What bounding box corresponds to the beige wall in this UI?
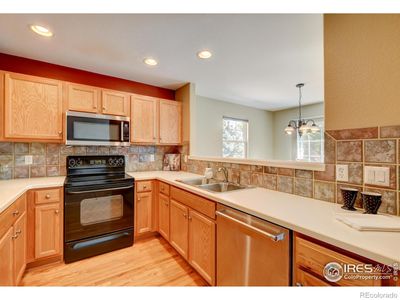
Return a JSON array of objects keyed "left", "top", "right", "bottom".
[
  {"left": 273, "top": 102, "right": 324, "bottom": 160},
  {"left": 324, "top": 14, "right": 400, "bottom": 130},
  {"left": 192, "top": 95, "right": 274, "bottom": 160}
]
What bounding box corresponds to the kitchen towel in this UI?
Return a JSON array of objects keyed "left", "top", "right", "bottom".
[{"left": 335, "top": 213, "right": 400, "bottom": 232}]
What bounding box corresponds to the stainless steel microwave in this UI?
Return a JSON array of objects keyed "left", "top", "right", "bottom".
[{"left": 66, "top": 111, "right": 130, "bottom": 146}]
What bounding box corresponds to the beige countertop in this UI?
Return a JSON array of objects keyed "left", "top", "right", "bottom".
[
  {"left": 0, "top": 177, "right": 65, "bottom": 213},
  {"left": 129, "top": 171, "right": 400, "bottom": 266},
  {"left": 1, "top": 171, "right": 399, "bottom": 266}
]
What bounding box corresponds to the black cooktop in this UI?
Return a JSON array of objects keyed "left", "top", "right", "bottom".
[{"left": 64, "top": 155, "right": 134, "bottom": 188}]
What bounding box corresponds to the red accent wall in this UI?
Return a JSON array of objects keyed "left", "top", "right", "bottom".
[{"left": 0, "top": 53, "right": 175, "bottom": 100}]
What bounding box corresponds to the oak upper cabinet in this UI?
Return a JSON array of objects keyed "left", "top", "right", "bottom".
[
  {"left": 4, "top": 72, "right": 63, "bottom": 141},
  {"left": 158, "top": 193, "right": 170, "bottom": 241},
  {"left": 159, "top": 99, "right": 182, "bottom": 144},
  {"left": 188, "top": 210, "right": 215, "bottom": 285},
  {"left": 66, "top": 83, "right": 100, "bottom": 113},
  {"left": 13, "top": 212, "right": 27, "bottom": 284},
  {"left": 131, "top": 95, "right": 158, "bottom": 143},
  {"left": 169, "top": 199, "right": 189, "bottom": 259},
  {"left": 0, "top": 227, "right": 14, "bottom": 286},
  {"left": 101, "top": 89, "right": 130, "bottom": 117}
]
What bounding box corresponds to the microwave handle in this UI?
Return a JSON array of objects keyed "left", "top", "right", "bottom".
[{"left": 121, "top": 122, "right": 124, "bottom": 141}]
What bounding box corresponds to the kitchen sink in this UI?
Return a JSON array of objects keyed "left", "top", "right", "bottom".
[
  {"left": 197, "top": 182, "right": 248, "bottom": 193},
  {"left": 176, "top": 177, "right": 250, "bottom": 193}
]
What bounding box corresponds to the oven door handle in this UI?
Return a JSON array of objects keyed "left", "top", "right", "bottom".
[{"left": 66, "top": 185, "right": 134, "bottom": 194}]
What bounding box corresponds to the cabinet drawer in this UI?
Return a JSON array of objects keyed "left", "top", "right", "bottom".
[
  {"left": 137, "top": 181, "right": 153, "bottom": 193},
  {"left": 170, "top": 186, "right": 215, "bottom": 219},
  {"left": 295, "top": 268, "right": 331, "bottom": 286},
  {"left": 159, "top": 181, "right": 170, "bottom": 196},
  {"left": 35, "top": 189, "right": 61, "bottom": 205},
  {"left": 0, "top": 193, "right": 26, "bottom": 238},
  {"left": 295, "top": 236, "right": 381, "bottom": 286}
]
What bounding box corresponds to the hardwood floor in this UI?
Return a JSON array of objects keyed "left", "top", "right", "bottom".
[{"left": 21, "top": 236, "right": 208, "bottom": 286}]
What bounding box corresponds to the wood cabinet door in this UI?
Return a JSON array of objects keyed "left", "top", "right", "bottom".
[
  {"left": 295, "top": 268, "right": 331, "bottom": 287},
  {"left": 188, "top": 210, "right": 215, "bottom": 285},
  {"left": 0, "top": 227, "right": 14, "bottom": 286},
  {"left": 131, "top": 95, "right": 158, "bottom": 143},
  {"left": 35, "top": 203, "right": 61, "bottom": 259},
  {"left": 101, "top": 90, "right": 130, "bottom": 117},
  {"left": 169, "top": 199, "right": 188, "bottom": 259},
  {"left": 136, "top": 191, "right": 153, "bottom": 235},
  {"left": 159, "top": 100, "right": 182, "bottom": 144},
  {"left": 4, "top": 72, "right": 63, "bottom": 140},
  {"left": 13, "top": 213, "right": 26, "bottom": 285},
  {"left": 66, "top": 83, "right": 100, "bottom": 113},
  {"left": 158, "top": 193, "right": 170, "bottom": 240}
]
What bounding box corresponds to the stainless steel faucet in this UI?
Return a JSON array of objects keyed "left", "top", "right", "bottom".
[{"left": 217, "top": 167, "right": 229, "bottom": 182}]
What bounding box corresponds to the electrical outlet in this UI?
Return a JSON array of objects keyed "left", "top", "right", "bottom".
[
  {"left": 336, "top": 164, "right": 349, "bottom": 182},
  {"left": 24, "top": 155, "right": 33, "bottom": 165}
]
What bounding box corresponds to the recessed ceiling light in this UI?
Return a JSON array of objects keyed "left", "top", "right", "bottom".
[
  {"left": 197, "top": 50, "right": 212, "bottom": 59},
  {"left": 30, "top": 25, "right": 53, "bottom": 37},
  {"left": 143, "top": 58, "right": 158, "bottom": 66}
]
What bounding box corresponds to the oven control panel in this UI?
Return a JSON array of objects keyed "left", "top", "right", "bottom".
[{"left": 67, "top": 155, "right": 125, "bottom": 169}]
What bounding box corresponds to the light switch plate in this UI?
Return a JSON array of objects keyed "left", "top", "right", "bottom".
[
  {"left": 336, "top": 164, "right": 349, "bottom": 182},
  {"left": 24, "top": 155, "right": 33, "bottom": 165},
  {"left": 364, "top": 166, "right": 390, "bottom": 187}
]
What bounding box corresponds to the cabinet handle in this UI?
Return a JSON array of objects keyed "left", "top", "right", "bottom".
[
  {"left": 55, "top": 210, "right": 59, "bottom": 214},
  {"left": 295, "top": 282, "right": 303, "bottom": 287},
  {"left": 12, "top": 234, "right": 18, "bottom": 240},
  {"left": 13, "top": 210, "right": 19, "bottom": 216},
  {"left": 16, "top": 229, "right": 22, "bottom": 234},
  {"left": 58, "top": 131, "right": 62, "bottom": 135},
  {"left": 164, "top": 202, "right": 169, "bottom": 206},
  {"left": 137, "top": 198, "right": 141, "bottom": 202},
  {"left": 183, "top": 213, "right": 187, "bottom": 218},
  {"left": 188, "top": 216, "right": 192, "bottom": 221},
  {"left": 45, "top": 194, "right": 51, "bottom": 199}
]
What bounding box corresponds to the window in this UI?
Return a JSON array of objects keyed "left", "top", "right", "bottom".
[
  {"left": 296, "top": 118, "right": 324, "bottom": 162},
  {"left": 222, "top": 117, "right": 248, "bottom": 158}
]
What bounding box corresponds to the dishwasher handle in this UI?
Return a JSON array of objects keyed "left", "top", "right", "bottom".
[{"left": 216, "top": 210, "right": 285, "bottom": 242}]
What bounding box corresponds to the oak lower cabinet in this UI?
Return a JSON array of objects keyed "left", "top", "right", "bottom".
[
  {"left": 294, "top": 234, "right": 385, "bottom": 286},
  {"left": 168, "top": 186, "right": 216, "bottom": 285},
  {"left": 170, "top": 200, "right": 189, "bottom": 258},
  {"left": 3, "top": 72, "right": 63, "bottom": 141},
  {"left": 0, "top": 193, "right": 27, "bottom": 286},
  {"left": 0, "top": 227, "right": 14, "bottom": 286},
  {"left": 34, "top": 203, "right": 61, "bottom": 259},
  {"left": 135, "top": 181, "right": 155, "bottom": 238},
  {"left": 27, "top": 188, "right": 63, "bottom": 265},
  {"left": 188, "top": 210, "right": 216, "bottom": 285},
  {"left": 158, "top": 193, "right": 170, "bottom": 241}
]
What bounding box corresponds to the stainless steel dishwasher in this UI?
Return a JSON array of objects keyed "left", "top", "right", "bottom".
[{"left": 216, "top": 204, "right": 291, "bottom": 286}]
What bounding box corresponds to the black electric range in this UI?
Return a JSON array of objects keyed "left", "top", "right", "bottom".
[{"left": 64, "top": 155, "right": 134, "bottom": 263}]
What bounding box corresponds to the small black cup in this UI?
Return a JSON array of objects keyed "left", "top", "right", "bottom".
[
  {"left": 361, "top": 192, "right": 382, "bottom": 214},
  {"left": 340, "top": 187, "right": 358, "bottom": 211}
]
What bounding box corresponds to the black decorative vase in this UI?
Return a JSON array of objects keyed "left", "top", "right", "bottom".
[
  {"left": 340, "top": 187, "right": 358, "bottom": 211},
  {"left": 361, "top": 192, "right": 382, "bottom": 214}
]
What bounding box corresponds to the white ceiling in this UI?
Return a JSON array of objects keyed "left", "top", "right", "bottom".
[{"left": 0, "top": 14, "right": 323, "bottom": 110}]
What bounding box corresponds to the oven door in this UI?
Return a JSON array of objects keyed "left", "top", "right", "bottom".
[
  {"left": 64, "top": 182, "right": 134, "bottom": 243},
  {"left": 66, "top": 111, "right": 130, "bottom": 146}
]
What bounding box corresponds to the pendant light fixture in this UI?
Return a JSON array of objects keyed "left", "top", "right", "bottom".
[{"left": 284, "top": 83, "right": 320, "bottom": 136}]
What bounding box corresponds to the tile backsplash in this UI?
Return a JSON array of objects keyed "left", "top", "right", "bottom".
[
  {"left": 185, "top": 126, "right": 400, "bottom": 216},
  {"left": 0, "top": 142, "right": 180, "bottom": 179}
]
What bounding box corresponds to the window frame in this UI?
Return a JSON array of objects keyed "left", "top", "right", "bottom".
[
  {"left": 222, "top": 116, "right": 249, "bottom": 159},
  {"left": 296, "top": 116, "right": 324, "bottom": 163}
]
